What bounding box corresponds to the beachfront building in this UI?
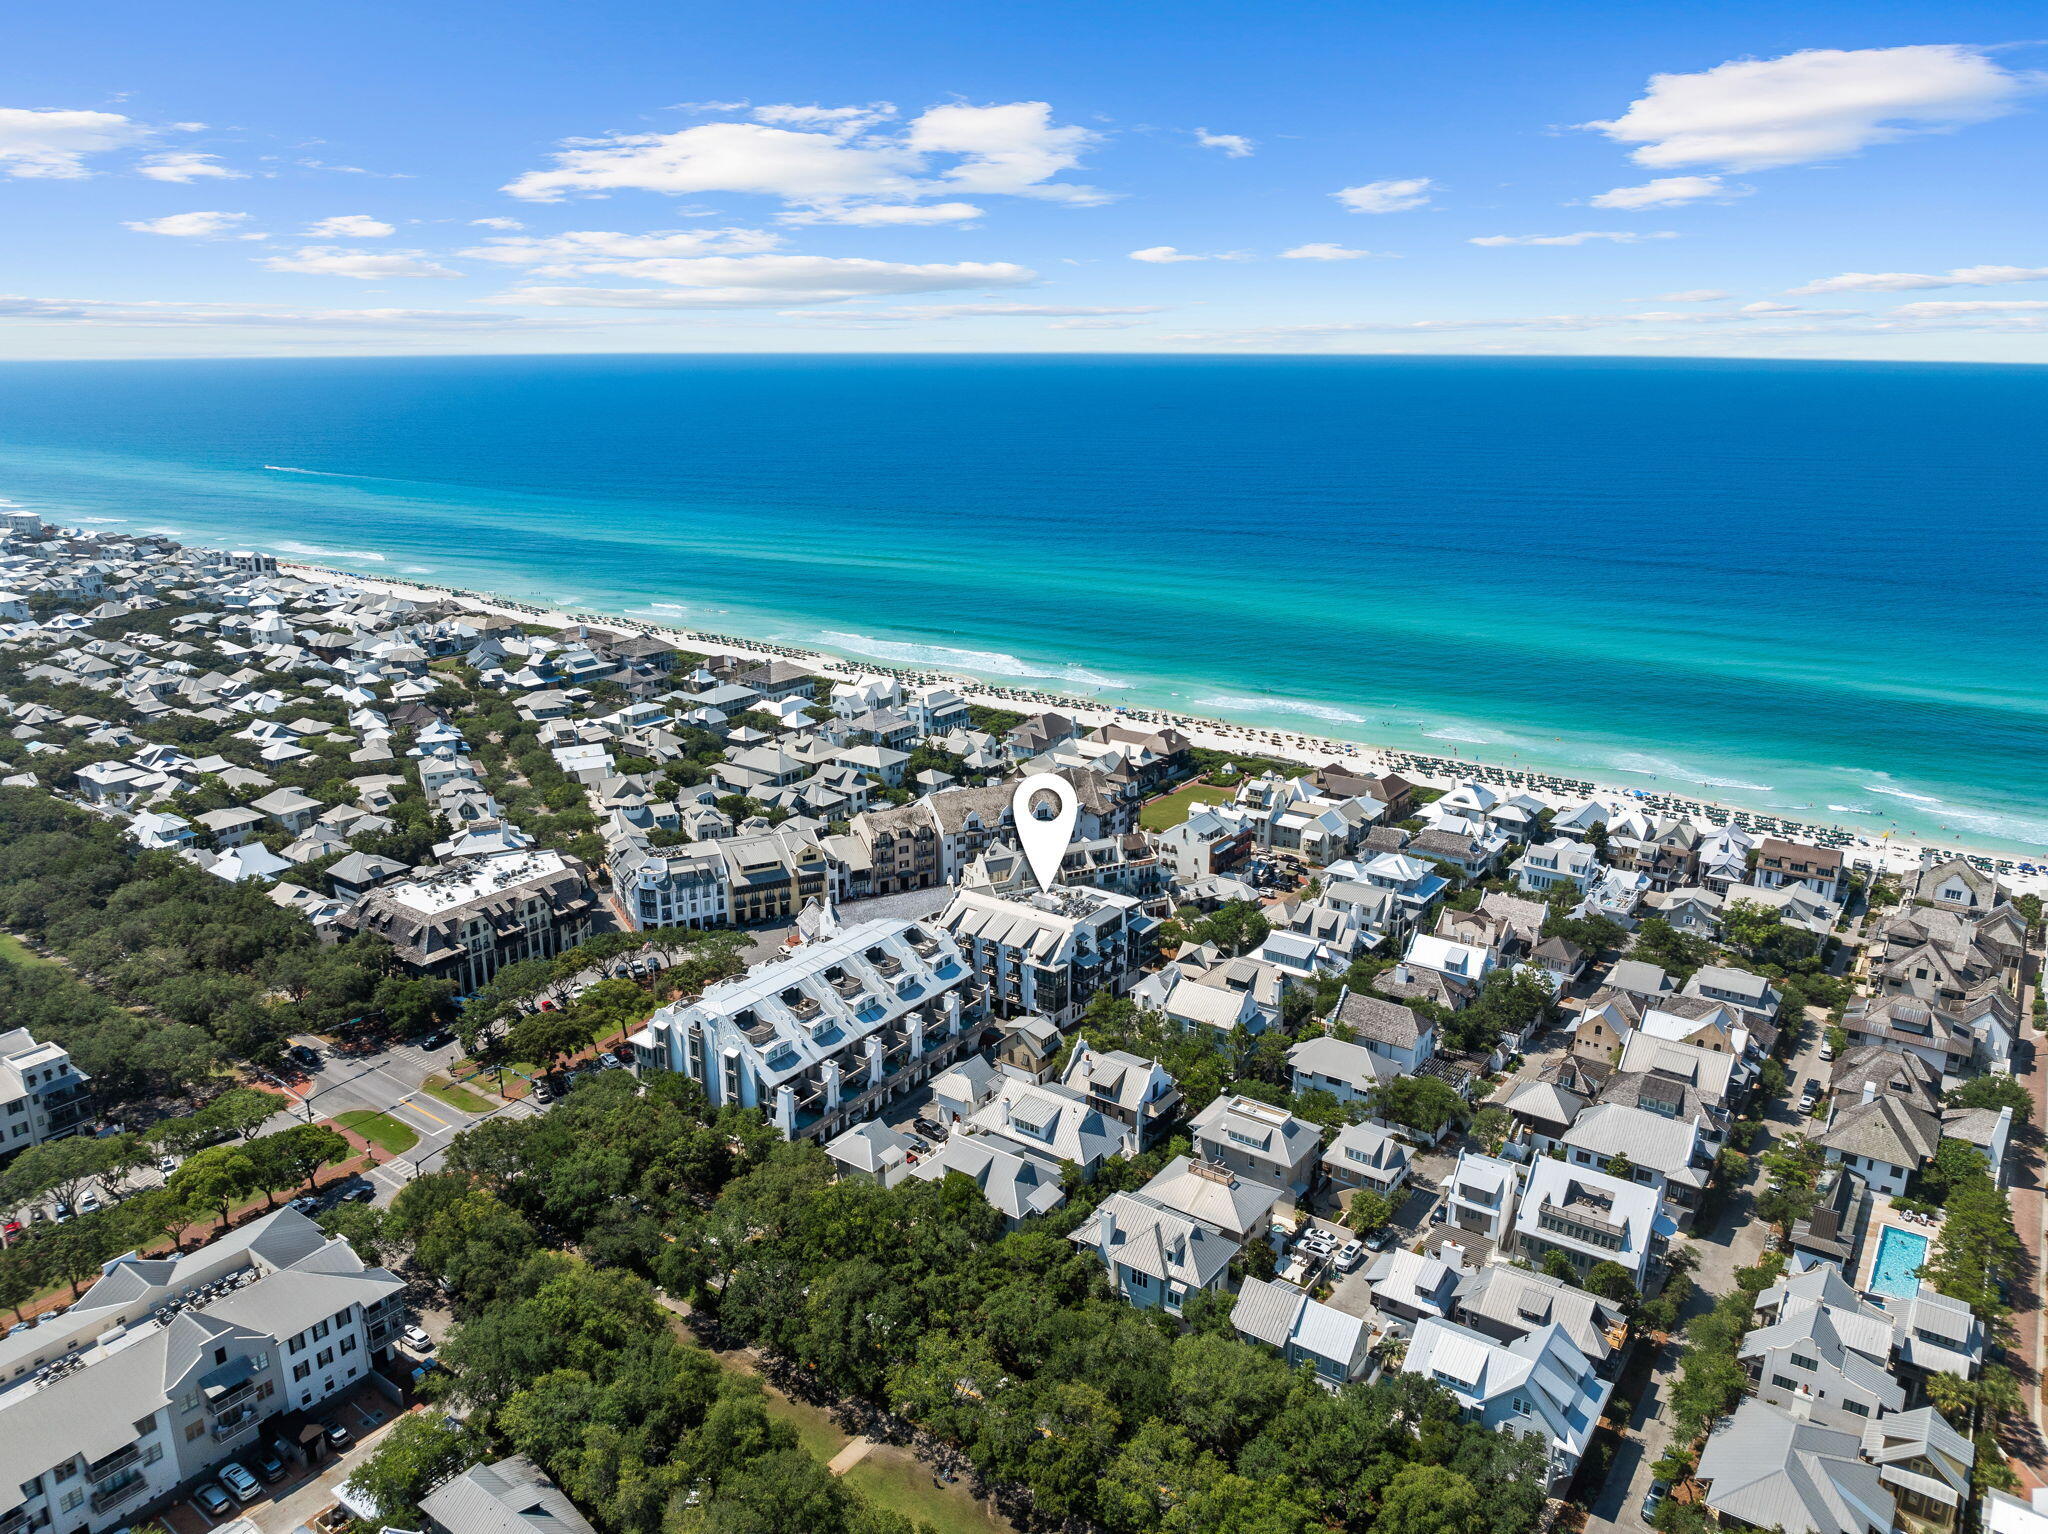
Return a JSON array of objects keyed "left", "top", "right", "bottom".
[{"left": 629, "top": 917, "right": 982, "bottom": 1142}]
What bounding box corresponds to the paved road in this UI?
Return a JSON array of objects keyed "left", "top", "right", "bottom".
[{"left": 272, "top": 1034, "right": 541, "bottom": 1205}]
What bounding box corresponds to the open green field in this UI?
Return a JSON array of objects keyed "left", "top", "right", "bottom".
[
  {"left": 0, "top": 932, "right": 58, "bottom": 969},
  {"left": 333, "top": 1109, "right": 419, "bottom": 1154},
  {"left": 1139, "top": 782, "right": 1235, "bottom": 831},
  {"left": 845, "top": 1451, "right": 1016, "bottom": 1534}
]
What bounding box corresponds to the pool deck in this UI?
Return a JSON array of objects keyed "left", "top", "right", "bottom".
[{"left": 1854, "top": 1192, "right": 1941, "bottom": 1296}]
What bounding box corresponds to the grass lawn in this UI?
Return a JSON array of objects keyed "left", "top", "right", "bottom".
[
  {"left": 421, "top": 1075, "right": 494, "bottom": 1114},
  {"left": 333, "top": 1109, "right": 419, "bottom": 1154},
  {"left": 1139, "top": 782, "right": 1236, "bottom": 832},
  {"left": 845, "top": 1449, "right": 1017, "bottom": 1534},
  {"left": 755, "top": 1383, "right": 853, "bottom": 1467},
  {"left": 0, "top": 932, "right": 58, "bottom": 969}
]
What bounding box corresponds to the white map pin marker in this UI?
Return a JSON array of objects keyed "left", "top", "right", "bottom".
[{"left": 1013, "top": 773, "right": 1079, "bottom": 893}]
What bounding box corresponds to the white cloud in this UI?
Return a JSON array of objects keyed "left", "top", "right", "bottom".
[
  {"left": 122, "top": 210, "right": 256, "bottom": 239},
  {"left": 1470, "top": 230, "right": 1678, "bottom": 246},
  {"left": 304, "top": 214, "right": 396, "bottom": 238},
  {"left": 1788, "top": 264, "right": 2048, "bottom": 294},
  {"left": 1194, "top": 128, "right": 1253, "bottom": 158},
  {"left": 1128, "top": 246, "right": 1249, "bottom": 263},
  {"left": 0, "top": 293, "right": 513, "bottom": 328},
  {"left": 470, "top": 217, "right": 525, "bottom": 230},
  {"left": 137, "top": 151, "right": 244, "bottom": 183},
  {"left": 1333, "top": 177, "right": 1433, "bottom": 213},
  {"left": 0, "top": 107, "right": 156, "bottom": 178},
  {"left": 751, "top": 102, "right": 896, "bottom": 134},
  {"left": 1890, "top": 298, "right": 2048, "bottom": 316},
  {"left": 504, "top": 100, "right": 1106, "bottom": 216},
  {"left": 1636, "top": 288, "right": 1732, "bottom": 301},
  {"left": 1279, "top": 242, "right": 1378, "bottom": 260},
  {"left": 459, "top": 227, "right": 782, "bottom": 266},
  {"left": 261, "top": 247, "right": 463, "bottom": 279},
  {"left": 780, "top": 201, "right": 984, "bottom": 226},
  {"left": 1588, "top": 175, "right": 1745, "bottom": 210},
  {"left": 491, "top": 254, "right": 1035, "bottom": 307},
  {"left": 779, "top": 302, "right": 1163, "bottom": 320},
  {"left": 1581, "top": 45, "right": 2037, "bottom": 171}
]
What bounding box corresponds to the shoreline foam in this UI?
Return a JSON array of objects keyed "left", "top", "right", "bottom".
[{"left": 265, "top": 556, "right": 2048, "bottom": 893}]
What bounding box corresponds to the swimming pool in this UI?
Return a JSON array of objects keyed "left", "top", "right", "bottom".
[{"left": 1869, "top": 1224, "right": 1931, "bottom": 1298}]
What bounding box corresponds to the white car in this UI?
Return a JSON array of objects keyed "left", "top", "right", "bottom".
[{"left": 403, "top": 1325, "right": 434, "bottom": 1352}]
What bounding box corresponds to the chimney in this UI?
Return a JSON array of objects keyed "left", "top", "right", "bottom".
[{"left": 1861, "top": 1080, "right": 1876, "bottom": 1105}]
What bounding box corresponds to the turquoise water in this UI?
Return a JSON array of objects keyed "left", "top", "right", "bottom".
[
  {"left": 1869, "top": 1224, "right": 1929, "bottom": 1298},
  {"left": 0, "top": 354, "right": 2043, "bottom": 853}
]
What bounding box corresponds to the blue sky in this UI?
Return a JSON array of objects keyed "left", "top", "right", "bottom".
[{"left": 4, "top": 0, "right": 2046, "bottom": 359}]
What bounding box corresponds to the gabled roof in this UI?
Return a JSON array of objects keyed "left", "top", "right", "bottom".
[{"left": 1696, "top": 1399, "right": 1893, "bottom": 1534}]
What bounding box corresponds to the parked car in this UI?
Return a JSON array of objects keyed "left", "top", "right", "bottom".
[
  {"left": 1818, "top": 1040, "right": 1836, "bottom": 1063},
  {"left": 51, "top": 1201, "right": 72, "bottom": 1223},
  {"left": 419, "top": 1030, "right": 455, "bottom": 1050},
  {"left": 337, "top": 1182, "right": 374, "bottom": 1204},
  {"left": 2, "top": 1218, "right": 21, "bottom": 1237},
  {"left": 77, "top": 1192, "right": 103, "bottom": 1215},
  {"left": 403, "top": 1324, "right": 434, "bottom": 1352},
  {"left": 533, "top": 1078, "right": 559, "bottom": 1103},
  {"left": 157, "top": 1155, "right": 179, "bottom": 1174},
  {"left": 219, "top": 1462, "right": 261, "bottom": 1504},
  {"left": 1364, "top": 1228, "right": 1391, "bottom": 1252},
  {"left": 320, "top": 1418, "right": 353, "bottom": 1449},
  {"left": 253, "top": 1447, "right": 288, "bottom": 1483},
  {"left": 1642, "top": 1480, "right": 1671, "bottom": 1521},
  {"left": 192, "top": 1483, "right": 235, "bottom": 1519},
  {"left": 1798, "top": 1079, "right": 1821, "bottom": 1113},
  {"left": 1334, "top": 1240, "right": 1365, "bottom": 1272},
  {"left": 290, "top": 1195, "right": 321, "bottom": 1215}
]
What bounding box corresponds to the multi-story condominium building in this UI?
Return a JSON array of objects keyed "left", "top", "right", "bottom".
[
  {"left": 608, "top": 839, "right": 729, "bottom": 931},
  {"left": 934, "top": 886, "right": 1154, "bottom": 1026},
  {"left": 629, "top": 917, "right": 983, "bottom": 1142},
  {"left": 1513, "top": 1159, "right": 1663, "bottom": 1286},
  {"left": 0, "top": 1209, "right": 403, "bottom": 1534},
  {"left": 0, "top": 1029, "right": 93, "bottom": 1151},
  {"left": 717, "top": 831, "right": 837, "bottom": 925},
  {"left": 337, "top": 847, "right": 595, "bottom": 994}
]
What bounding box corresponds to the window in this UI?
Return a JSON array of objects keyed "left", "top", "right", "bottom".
[
  {"left": 316, "top": 1348, "right": 334, "bottom": 1368},
  {"left": 213, "top": 1346, "right": 227, "bottom": 1365},
  {"left": 289, "top": 1335, "right": 306, "bottom": 1354},
  {"left": 312, "top": 1319, "right": 330, "bottom": 1341},
  {"left": 186, "top": 1421, "right": 206, "bottom": 1442},
  {"left": 1773, "top": 1374, "right": 1799, "bottom": 1391},
  {"left": 292, "top": 1362, "right": 311, "bottom": 1382},
  {"left": 339, "top": 1335, "right": 357, "bottom": 1356},
  {"left": 52, "top": 1464, "right": 75, "bottom": 1485},
  {"left": 143, "top": 1445, "right": 162, "bottom": 1466},
  {"left": 1790, "top": 1354, "right": 1818, "bottom": 1372},
  {"left": 1510, "top": 1395, "right": 1533, "bottom": 1415},
  {"left": 58, "top": 1493, "right": 81, "bottom": 1515},
  {"left": 132, "top": 1413, "right": 156, "bottom": 1436},
  {"left": 1843, "top": 1400, "right": 1870, "bottom": 1417}
]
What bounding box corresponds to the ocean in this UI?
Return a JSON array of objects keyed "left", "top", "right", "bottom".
[{"left": 0, "top": 353, "right": 2042, "bottom": 854}]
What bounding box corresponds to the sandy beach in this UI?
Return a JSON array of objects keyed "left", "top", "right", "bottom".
[{"left": 276, "top": 559, "right": 2048, "bottom": 896}]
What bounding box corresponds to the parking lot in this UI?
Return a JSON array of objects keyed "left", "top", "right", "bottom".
[{"left": 157, "top": 1380, "right": 410, "bottom": 1534}]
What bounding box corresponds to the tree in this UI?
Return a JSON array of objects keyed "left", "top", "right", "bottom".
[
  {"left": 1, "top": 1136, "right": 111, "bottom": 1214},
  {"left": 170, "top": 1144, "right": 262, "bottom": 1231},
  {"left": 1922, "top": 1154, "right": 2026, "bottom": 1322},
  {"left": 1584, "top": 1260, "right": 1640, "bottom": 1311},
  {"left": 198, "top": 1087, "right": 284, "bottom": 1142},
  {"left": 1179, "top": 900, "right": 1271, "bottom": 958},
  {"left": 1368, "top": 1076, "right": 1469, "bottom": 1139},
  {"left": 262, "top": 1124, "right": 351, "bottom": 1193},
  {"left": 506, "top": 1008, "right": 598, "bottom": 1077},
  {"left": 1469, "top": 1106, "right": 1511, "bottom": 1155},
  {"left": 1604, "top": 1152, "right": 1635, "bottom": 1181},
  {"left": 1541, "top": 1249, "right": 1580, "bottom": 1284},
  {"left": 349, "top": 1412, "right": 476, "bottom": 1524},
  {"left": 1346, "top": 1189, "right": 1394, "bottom": 1235},
  {"left": 0, "top": 1248, "right": 35, "bottom": 1320},
  {"left": 1374, "top": 1462, "right": 1481, "bottom": 1534},
  {"left": 1945, "top": 1074, "right": 2032, "bottom": 1126}
]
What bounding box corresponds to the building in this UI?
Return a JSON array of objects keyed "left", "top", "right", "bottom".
[
  {"left": 1327, "top": 989, "right": 1435, "bottom": 1074},
  {"left": 1513, "top": 1158, "right": 1663, "bottom": 1285},
  {"left": 1066, "top": 1158, "right": 1266, "bottom": 1316},
  {"left": 1443, "top": 1150, "right": 1525, "bottom": 1244},
  {"left": 1287, "top": 1035, "right": 1397, "bottom": 1106},
  {"left": 0, "top": 1028, "right": 93, "bottom": 1150},
  {"left": 1450, "top": 1265, "right": 1626, "bottom": 1373},
  {"left": 935, "top": 885, "right": 1153, "bottom": 1026},
  {"left": 1058, "top": 1040, "right": 1180, "bottom": 1153},
  {"left": 717, "top": 831, "right": 835, "bottom": 926},
  {"left": 0, "top": 1209, "right": 403, "bottom": 1534},
  {"left": 608, "top": 839, "right": 729, "bottom": 931},
  {"left": 336, "top": 848, "right": 596, "bottom": 994},
  {"left": 1189, "top": 1095, "right": 1322, "bottom": 1201},
  {"left": 418, "top": 1455, "right": 599, "bottom": 1534},
  {"left": 1402, "top": 1316, "right": 1615, "bottom": 1493},
  {"left": 1320, "top": 1121, "right": 1410, "bottom": 1197},
  {"left": 1753, "top": 838, "right": 1847, "bottom": 902},
  {"left": 1232, "top": 1277, "right": 1372, "bottom": 1388},
  {"left": 629, "top": 917, "right": 982, "bottom": 1142}
]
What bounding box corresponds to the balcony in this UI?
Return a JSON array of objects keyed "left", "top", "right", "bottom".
[
  {"left": 90, "top": 1476, "right": 148, "bottom": 1515},
  {"left": 90, "top": 1445, "right": 149, "bottom": 1484},
  {"left": 211, "top": 1407, "right": 257, "bottom": 1442}
]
